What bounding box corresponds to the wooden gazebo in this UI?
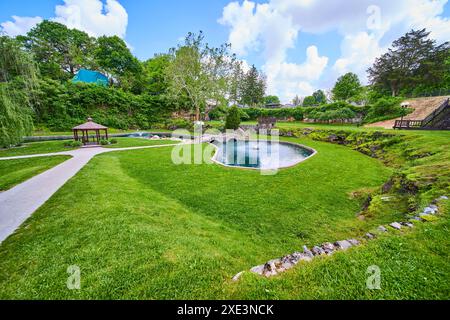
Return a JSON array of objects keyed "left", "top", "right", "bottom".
[{"left": 72, "top": 117, "right": 108, "bottom": 145}]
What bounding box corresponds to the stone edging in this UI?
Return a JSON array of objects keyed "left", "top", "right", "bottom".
[{"left": 232, "top": 195, "right": 448, "bottom": 281}]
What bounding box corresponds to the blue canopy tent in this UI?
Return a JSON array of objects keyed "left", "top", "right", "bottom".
[{"left": 72, "top": 69, "right": 109, "bottom": 86}]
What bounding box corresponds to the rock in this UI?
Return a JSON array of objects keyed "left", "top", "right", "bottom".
[
  {"left": 365, "top": 233, "right": 375, "bottom": 239},
  {"left": 411, "top": 216, "right": 423, "bottom": 221},
  {"left": 439, "top": 195, "right": 448, "bottom": 200},
  {"left": 401, "top": 222, "right": 414, "bottom": 228},
  {"left": 378, "top": 225, "right": 388, "bottom": 232},
  {"left": 262, "top": 260, "right": 278, "bottom": 277},
  {"left": 321, "top": 242, "right": 335, "bottom": 254},
  {"left": 297, "top": 253, "right": 313, "bottom": 262},
  {"left": 389, "top": 222, "right": 402, "bottom": 230},
  {"left": 303, "top": 245, "right": 314, "bottom": 258},
  {"left": 347, "top": 239, "right": 360, "bottom": 246},
  {"left": 232, "top": 271, "right": 243, "bottom": 281},
  {"left": 311, "top": 246, "right": 325, "bottom": 256},
  {"left": 335, "top": 240, "right": 353, "bottom": 250},
  {"left": 250, "top": 264, "right": 264, "bottom": 275},
  {"left": 423, "top": 206, "right": 437, "bottom": 215}
]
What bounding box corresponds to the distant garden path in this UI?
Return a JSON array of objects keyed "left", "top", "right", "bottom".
[{"left": 0, "top": 143, "right": 182, "bottom": 243}]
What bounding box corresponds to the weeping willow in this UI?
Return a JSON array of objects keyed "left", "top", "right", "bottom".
[{"left": 0, "top": 36, "right": 39, "bottom": 148}]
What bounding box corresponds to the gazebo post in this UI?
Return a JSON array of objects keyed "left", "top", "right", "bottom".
[
  {"left": 72, "top": 117, "right": 108, "bottom": 146},
  {"left": 105, "top": 129, "right": 109, "bottom": 140}
]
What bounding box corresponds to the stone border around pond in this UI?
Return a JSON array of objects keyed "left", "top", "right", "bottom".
[{"left": 232, "top": 195, "right": 448, "bottom": 281}]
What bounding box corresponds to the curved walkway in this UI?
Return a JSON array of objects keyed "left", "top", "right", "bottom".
[{"left": 0, "top": 143, "right": 182, "bottom": 243}]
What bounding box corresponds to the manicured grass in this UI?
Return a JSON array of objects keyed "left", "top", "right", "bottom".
[
  {"left": 0, "top": 156, "right": 71, "bottom": 191},
  {"left": 0, "top": 140, "right": 77, "bottom": 158},
  {"left": 103, "top": 137, "right": 180, "bottom": 148},
  {"left": 0, "top": 129, "right": 447, "bottom": 299},
  {"left": 0, "top": 138, "right": 397, "bottom": 299}
]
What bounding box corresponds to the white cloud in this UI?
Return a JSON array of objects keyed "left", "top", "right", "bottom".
[
  {"left": 0, "top": 16, "right": 43, "bottom": 37},
  {"left": 0, "top": 0, "right": 128, "bottom": 38},
  {"left": 219, "top": 0, "right": 450, "bottom": 102}
]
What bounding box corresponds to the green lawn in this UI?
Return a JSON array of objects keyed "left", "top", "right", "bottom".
[
  {"left": 0, "top": 156, "right": 71, "bottom": 191},
  {"left": 0, "top": 131, "right": 448, "bottom": 299},
  {"left": 0, "top": 140, "right": 77, "bottom": 158}
]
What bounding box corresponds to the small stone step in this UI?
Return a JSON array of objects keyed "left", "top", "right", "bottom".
[
  {"left": 335, "top": 240, "right": 352, "bottom": 250},
  {"left": 389, "top": 222, "right": 402, "bottom": 230},
  {"left": 378, "top": 225, "right": 388, "bottom": 232}
]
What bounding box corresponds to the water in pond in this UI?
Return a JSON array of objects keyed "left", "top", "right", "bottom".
[{"left": 212, "top": 139, "right": 314, "bottom": 169}]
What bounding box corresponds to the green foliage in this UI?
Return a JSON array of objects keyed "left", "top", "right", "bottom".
[
  {"left": 263, "top": 95, "right": 280, "bottom": 105},
  {"left": 368, "top": 29, "right": 449, "bottom": 96},
  {"left": 33, "top": 80, "right": 172, "bottom": 131},
  {"left": 19, "top": 20, "right": 95, "bottom": 80},
  {"left": 100, "top": 139, "right": 110, "bottom": 145},
  {"left": 244, "top": 107, "right": 303, "bottom": 121},
  {"left": 142, "top": 54, "right": 170, "bottom": 95},
  {"left": 302, "top": 95, "right": 317, "bottom": 107},
  {"left": 312, "top": 90, "right": 327, "bottom": 104},
  {"left": 165, "top": 118, "right": 193, "bottom": 130},
  {"left": 364, "top": 96, "right": 410, "bottom": 123},
  {"left": 332, "top": 72, "right": 362, "bottom": 101},
  {"left": 64, "top": 140, "right": 82, "bottom": 148},
  {"left": 225, "top": 105, "right": 241, "bottom": 129},
  {"left": 208, "top": 105, "right": 228, "bottom": 120},
  {"left": 110, "top": 139, "right": 118, "bottom": 144},
  {"left": 240, "top": 65, "right": 266, "bottom": 107},
  {"left": 0, "top": 36, "right": 37, "bottom": 147}
]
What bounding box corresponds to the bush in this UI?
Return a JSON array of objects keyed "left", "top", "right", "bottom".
[
  {"left": 110, "top": 139, "right": 118, "bottom": 144},
  {"left": 363, "top": 96, "right": 409, "bottom": 123},
  {"left": 225, "top": 105, "right": 241, "bottom": 130},
  {"left": 64, "top": 140, "right": 82, "bottom": 148},
  {"left": 165, "top": 118, "right": 193, "bottom": 130},
  {"left": 100, "top": 139, "right": 110, "bottom": 145}
]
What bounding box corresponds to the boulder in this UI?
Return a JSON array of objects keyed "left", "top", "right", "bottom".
[
  {"left": 378, "top": 225, "right": 388, "bottom": 232},
  {"left": 347, "top": 239, "right": 360, "bottom": 246},
  {"left": 250, "top": 264, "right": 264, "bottom": 275},
  {"left": 335, "top": 240, "right": 352, "bottom": 250},
  {"left": 311, "top": 246, "right": 325, "bottom": 256},
  {"left": 365, "top": 233, "right": 375, "bottom": 239},
  {"left": 423, "top": 206, "right": 437, "bottom": 215},
  {"left": 439, "top": 195, "right": 448, "bottom": 200},
  {"left": 232, "top": 271, "right": 243, "bottom": 281},
  {"left": 389, "top": 222, "right": 402, "bottom": 230},
  {"left": 401, "top": 222, "right": 414, "bottom": 228},
  {"left": 303, "top": 245, "right": 314, "bottom": 258},
  {"left": 321, "top": 242, "right": 335, "bottom": 254}
]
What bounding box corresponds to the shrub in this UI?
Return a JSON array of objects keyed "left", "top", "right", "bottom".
[
  {"left": 165, "top": 118, "right": 193, "bottom": 130},
  {"left": 225, "top": 105, "right": 241, "bottom": 130},
  {"left": 100, "top": 139, "right": 110, "bottom": 145},
  {"left": 64, "top": 140, "right": 82, "bottom": 148},
  {"left": 110, "top": 139, "right": 118, "bottom": 144}
]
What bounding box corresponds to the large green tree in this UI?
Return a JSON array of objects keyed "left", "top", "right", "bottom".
[
  {"left": 19, "top": 20, "right": 95, "bottom": 80},
  {"left": 0, "top": 36, "right": 38, "bottom": 147},
  {"left": 368, "top": 29, "right": 449, "bottom": 96},
  {"left": 264, "top": 95, "right": 280, "bottom": 105},
  {"left": 332, "top": 72, "right": 362, "bottom": 101},
  {"left": 312, "top": 89, "right": 327, "bottom": 104},
  {"left": 142, "top": 54, "right": 171, "bottom": 95},
  {"left": 165, "top": 31, "right": 235, "bottom": 121}
]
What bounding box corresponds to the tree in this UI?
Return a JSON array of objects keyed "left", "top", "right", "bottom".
[
  {"left": 264, "top": 95, "right": 280, "bottom": 105},
  {"left": 19, "top": 20, "right": 95, "bottom": 80},
  {"left": 292, "top": 95, "right": 302, "bottom": 106},
  {"left": 165, "top": 31, "right": 235, "bottom": 121},
  {"left": 95, "top": 36, "right": 142, "bottom": 89},
  {"left": 368, "top": 29, "right": 449, "bottom": 96},
  {"left": 302, "top": 95, "right": 317, "bottom": 107},
  {"left": 225, "top": 105, "right": 241, "bottom": 129},
  {"left": 241, "top": 65, "right": 266, "bottom": 107},
  {"left": 0, "top": 36, "right": 38, "bottom": 147},
  {"left": 332, "top": 72, "right": 362, "bottom": 101},
  {"left": 312, "top": 90, "right": 326, "bottom": 104},
  {"left": 142, "top": 54, "right": 171, "bottom": 95}
]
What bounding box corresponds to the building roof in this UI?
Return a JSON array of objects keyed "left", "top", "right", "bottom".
[
  {"left": 73, "top": 118, "right": 108, "bottom": 130},
  {"left": 72, "top": 69, "right": 109, "bottom": 86}
]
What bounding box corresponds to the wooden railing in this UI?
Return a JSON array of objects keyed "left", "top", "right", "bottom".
[
  {"left": 421, "top": 98, "right": 449, "bottom": 127},
  {"left": 393, "top": 120, "right": 423, "bottom": 129}
]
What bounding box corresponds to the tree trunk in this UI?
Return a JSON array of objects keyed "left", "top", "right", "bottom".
[{"left": 196, "top": 105, "right": 200, "bottom": 121}]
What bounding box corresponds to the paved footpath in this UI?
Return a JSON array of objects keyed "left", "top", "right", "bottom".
[{"left": 0, "top": 143, "right": 182, "bottom": 243}]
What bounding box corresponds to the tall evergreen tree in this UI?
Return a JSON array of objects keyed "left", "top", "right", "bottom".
[
  {"left": 241, "top": 65, "right": 266, "bottom": 107},
  {"left": 368, "top": 29, "right": 449, "bottom": 96}
]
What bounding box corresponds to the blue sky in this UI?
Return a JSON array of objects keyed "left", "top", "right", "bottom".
[{"left": 1, "top": 0, "right": 449, "bottom": 102}]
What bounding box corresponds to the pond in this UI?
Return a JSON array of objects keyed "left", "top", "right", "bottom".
[{"left": 211, "top": 139, "right": 315, "bottom": 170}]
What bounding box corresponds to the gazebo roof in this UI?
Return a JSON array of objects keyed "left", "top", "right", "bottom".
[{"left": 73, "top": 117, "right": 108, "bottom": 130}]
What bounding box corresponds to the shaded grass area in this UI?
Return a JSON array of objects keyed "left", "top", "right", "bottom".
[
  {"left": 0, "top": 139, "right": 397, "bottom": 299},
  {"left": 0, "top": 156, "right": 71, "bottom": 191},
  {"left": 0, "top": 140, "right": 76, "bottom": 158},
  {"left": 103, "top": 137, "right": 180, "bottom": 148}
]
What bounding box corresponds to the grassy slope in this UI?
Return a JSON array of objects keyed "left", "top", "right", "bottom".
[
  {"left": 0, "top": 139, "right": 395, "bottom": 299},
  {"left": 103, "top": 138, "right": 179, "bottom": 148},
  {"left": 0, "top": 130, "right": 448, "bottom": 299},
  {"left": 0, "top": 156, "right": 71, "bottom": 191},
  {"left": 0, "top": 140, "right": 77, "bottom": 158}
]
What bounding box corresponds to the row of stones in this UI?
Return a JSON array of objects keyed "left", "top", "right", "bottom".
[{"left": 232, "top": 196, "right": 447, "bottom": 281}]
